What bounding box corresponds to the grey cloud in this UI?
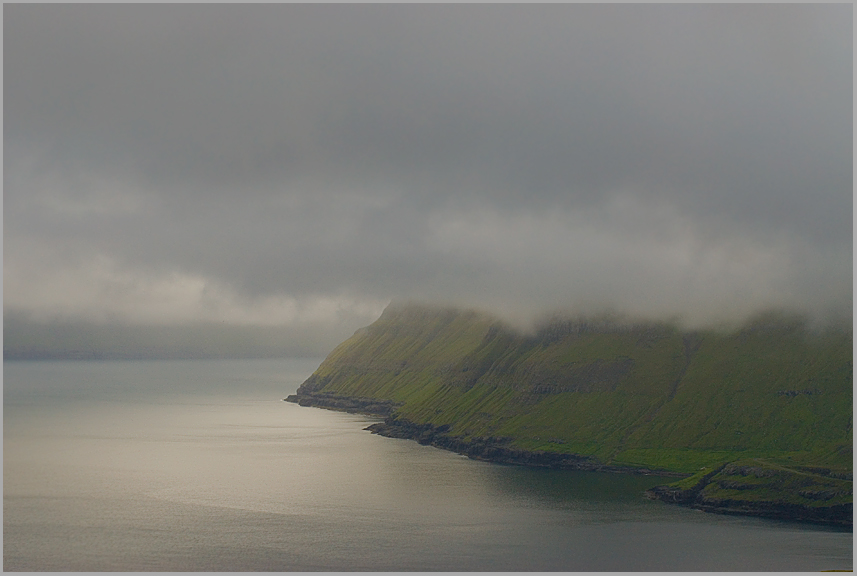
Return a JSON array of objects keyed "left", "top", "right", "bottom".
[{"left": 4, "top": 3, "right": 851, "bottom": 354}]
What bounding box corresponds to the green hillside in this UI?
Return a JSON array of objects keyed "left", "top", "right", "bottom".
[{"left": 290, "top": 302, "right": 852, "bottom": 524}]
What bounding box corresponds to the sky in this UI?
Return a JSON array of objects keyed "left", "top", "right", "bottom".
[{"left": 4, "top": 4, "right": 853, "bottom": 357}]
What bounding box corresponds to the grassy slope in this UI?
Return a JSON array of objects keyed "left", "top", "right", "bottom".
[{"left": 303, "top": 304, "right": 852, "bottom": 494}]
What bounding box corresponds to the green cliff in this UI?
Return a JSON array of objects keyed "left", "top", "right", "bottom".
[{"left": 288, "top": 302, "right": 852, "bottom": 525}]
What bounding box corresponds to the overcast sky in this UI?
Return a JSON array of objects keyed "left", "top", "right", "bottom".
[{"left": 4, "top": 4, "right": 852, "bottom": 354}]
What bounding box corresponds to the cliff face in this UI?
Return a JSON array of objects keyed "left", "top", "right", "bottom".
[{"left": 288, "top": 302, "right": 852, "bottom": 525}]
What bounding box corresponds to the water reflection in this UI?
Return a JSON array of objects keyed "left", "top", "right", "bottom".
[
  {"left": 487, "top": 465, "right": 675, "bottom": 505},
  {"left": 4, "top": 359, "right": 852, "bottom": 572}
]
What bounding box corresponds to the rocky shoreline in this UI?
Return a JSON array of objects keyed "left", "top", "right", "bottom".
[
  {"left": 286, "top": 391, "right": 851, "bottom": 528},
  {"left": 284, "top": 391, "right": 401, "bottom": 417},
  {"left": 286, "top": 391, "right": 682, "bottom": 476},
  {"left": 364, "top": 417, "right": 683, "bottom": 476},
  {"left": 645, "top": 466, "right": 853, "bottom": 528}
]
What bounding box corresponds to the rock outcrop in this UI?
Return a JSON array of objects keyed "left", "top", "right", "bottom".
[{"left": 284, "top": 391, "right": 400, "bottom": 417}]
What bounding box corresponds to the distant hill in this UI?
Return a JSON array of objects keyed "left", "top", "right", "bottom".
[
  {"left": 288, "top": 302, "right": 853, "bottom": 526},
  {"left": 3, "top": 314, "right": 345, "bottom": 360}
]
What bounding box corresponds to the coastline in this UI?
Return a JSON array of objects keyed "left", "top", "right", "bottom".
[
  {"left": 284, "top": 392, "right": 655, "bottom": 472},
  {"left": 645, "top": 479, "right": 853, "bottom": 528},
  {"left": 285, "top": 391, "right": 853, "bottom": 528},
  {"left": 362, "top": 416, "right": 685, "bottom": 477},
  {"left": 284, "top": 391, "right": 400, "bottom": 417}
]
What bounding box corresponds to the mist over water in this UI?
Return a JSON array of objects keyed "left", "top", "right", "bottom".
[{"left": 4, "top": 359, "right": 852, "bottom": 571}]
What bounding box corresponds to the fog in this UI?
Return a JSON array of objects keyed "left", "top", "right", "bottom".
[{"left": 5, "top": 4, "right": 851, "bottom": 357}]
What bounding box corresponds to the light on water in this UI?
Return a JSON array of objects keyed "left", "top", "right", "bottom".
[{"left": 4, "top": 359, "right": 852, "bottom": 571}]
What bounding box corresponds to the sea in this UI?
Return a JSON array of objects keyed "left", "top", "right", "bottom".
[{"left": 4, "top": 358, "right": 852, "bottom": 571}]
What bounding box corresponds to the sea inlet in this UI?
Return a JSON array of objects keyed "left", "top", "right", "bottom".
[{"left": 4, "top": 358, "right": 852, "bottom": 571}]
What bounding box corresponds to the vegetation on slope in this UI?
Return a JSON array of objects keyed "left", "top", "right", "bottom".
[{"left": 291, "top": 303, "right": 852, "bottom": 524}]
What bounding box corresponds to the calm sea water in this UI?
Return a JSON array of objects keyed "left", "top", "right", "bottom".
[{"left": 4, "top": 359, "right": 852, "bottom": 571}]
